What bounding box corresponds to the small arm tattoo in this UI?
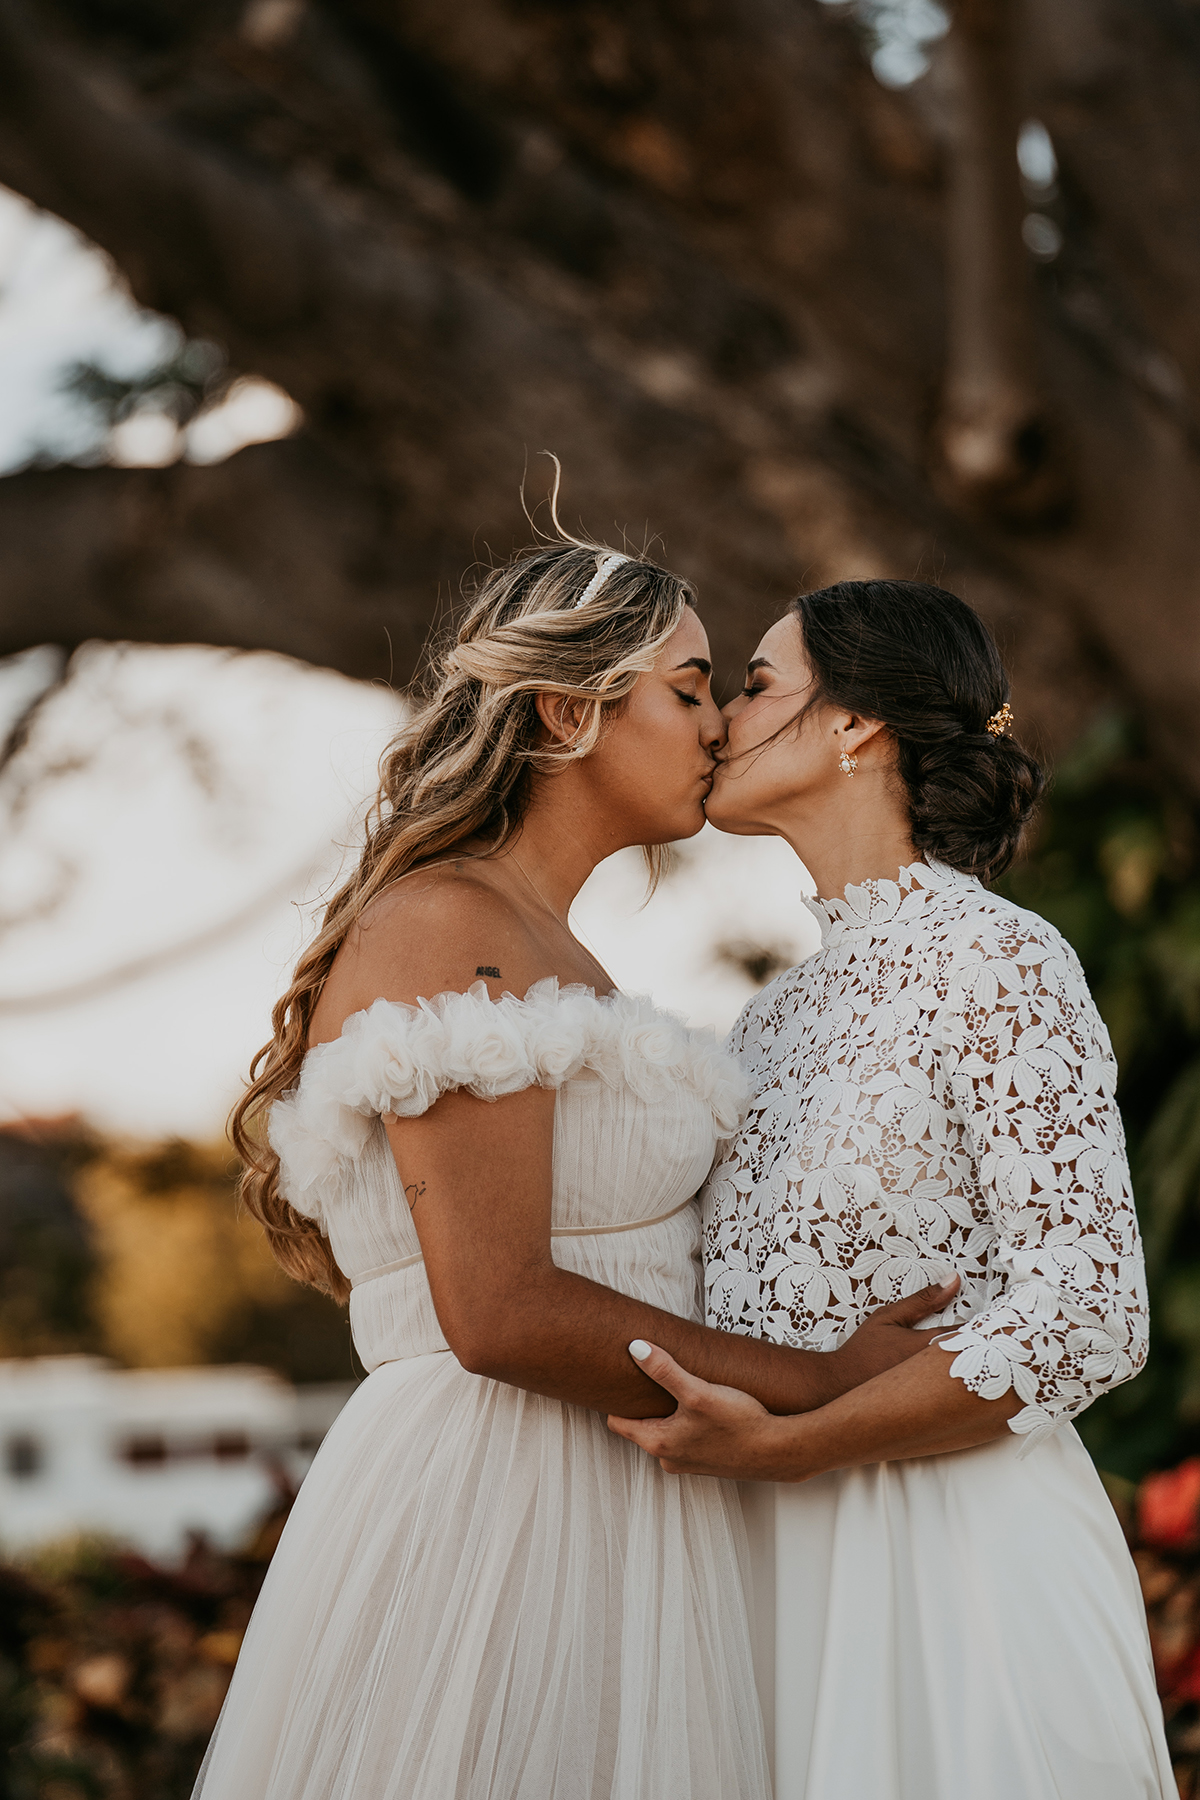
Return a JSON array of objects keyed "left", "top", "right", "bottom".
[
  {"left": 404, "top": 1180, "right": 426, "bottom": 1212},
  {"left": 476, "top": 965, "right": 501, "bottom": 978}
]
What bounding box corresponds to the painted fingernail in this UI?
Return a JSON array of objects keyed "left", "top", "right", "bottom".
[{"left": 629, "top": 1340, "right": 652, "bottom": 1361}]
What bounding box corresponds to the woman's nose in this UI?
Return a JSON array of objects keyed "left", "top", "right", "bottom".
[{"left": 703, "top": 703, "right": 728, "bottom": 750}]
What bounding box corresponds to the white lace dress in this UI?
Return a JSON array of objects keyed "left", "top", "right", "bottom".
[
  {"left": 703, "top": 860, "right": 1173, "bottom": 1800},
  {"left": 193, "top": 981, "right": 770, "bottom": 1800}
]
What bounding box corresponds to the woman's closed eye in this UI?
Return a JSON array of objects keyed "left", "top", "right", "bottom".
[{"left": 674, "top": 689, "right": 704, "bottom": 708}]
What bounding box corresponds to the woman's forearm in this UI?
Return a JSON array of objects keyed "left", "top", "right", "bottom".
[
  {"left": 609, "top": 1342, "right": 1023, "bottom": 1482},
  {"left": 445, "top": 1264, "right": 954, "bottom": 1419},
  {"left": 452, "top": 1264, "right": 841, "bottom": 1415},
  {"left": 762, "top": 1345, "right": 1023, "bottom": 1480},
  {"left": 397, "top": 1089, "right": 956, "bottom": 1420}
]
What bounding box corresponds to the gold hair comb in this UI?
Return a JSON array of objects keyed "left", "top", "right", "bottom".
[{"left": 986, "top": 703, "right": 1014, "bottom": 738}]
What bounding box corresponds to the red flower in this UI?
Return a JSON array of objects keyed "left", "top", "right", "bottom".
[
  {"left": 1163, "top": 1643, "right": 1200, "bottom": 1706},
  {"left": 1140, "top": 1459, "right": 1200, "bottom": 1551}
]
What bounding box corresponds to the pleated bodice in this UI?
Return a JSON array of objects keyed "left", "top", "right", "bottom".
[{"left": 268, "top": 980, "right": 751, "bottom": 1370}]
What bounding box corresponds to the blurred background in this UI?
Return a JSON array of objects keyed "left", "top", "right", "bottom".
[{"left": 4, "top": 0, "right": 1200, "bottom": 1791}]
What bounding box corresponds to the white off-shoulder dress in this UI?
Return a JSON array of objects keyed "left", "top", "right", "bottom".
[
  {"left": 193, "top": 981, "right": 771, "bottom": 1800},
  {"left": 704, "top": 860, "right": 1173, "bottom": 1799}
]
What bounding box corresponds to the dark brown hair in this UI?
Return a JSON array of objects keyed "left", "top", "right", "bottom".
[{"left": 792, "top": 578, "right": 1045, "bottom": 883}]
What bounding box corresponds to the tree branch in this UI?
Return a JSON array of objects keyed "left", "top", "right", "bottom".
[
  {"left": 0, "top": 850, "right": 334, "bottom": 1015},
  {"left": 1, "top": 0, "right": 1200, "bottom": 791},
  {"left": 0, "top": 647, "right": 68, "bottom": 775},
  {"left": 0, "top": 437, "right": 433, "bottom": 681}
]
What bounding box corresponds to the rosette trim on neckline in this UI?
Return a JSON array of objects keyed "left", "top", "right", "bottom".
[{"left": 268, "top": 979, "right": 751, "bottom": 1221}]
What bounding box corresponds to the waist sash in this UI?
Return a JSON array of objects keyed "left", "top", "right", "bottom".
[{"left": 349, "top": 1194, "right": 697, "bottom": 1289}]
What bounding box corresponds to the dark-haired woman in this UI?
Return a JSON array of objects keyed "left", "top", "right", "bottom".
[{"left": 612, "top": 581, "right": 1173, "bottom": 1799}]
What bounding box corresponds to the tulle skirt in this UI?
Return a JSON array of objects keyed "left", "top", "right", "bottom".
[
  {"left": 194, "top": 1352, "right": 770, "bottom": 1800},
  {"left": 741, "top": 1424, "right": 1174, "bottom": 1799}
]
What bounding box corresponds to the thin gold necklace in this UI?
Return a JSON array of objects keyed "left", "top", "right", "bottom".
[
  {"left": 509, "top": 850, "right": 570, "bottom": 929},
  {"left": 508, "top": 849, "right": 612, "bottom": 980}
]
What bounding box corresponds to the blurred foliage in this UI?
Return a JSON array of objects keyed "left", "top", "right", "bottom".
[
  {"left": 998, "top": 711, "right": 1200, "bottom": 1480},
  {"left": 714, "top": 938, "right": 796, "bottom": 988},
  {"left": 0, "top": 1130, "right": 358, "bottom": 1386},
  {"left": 828, "top": 0, "right": 951, "bottom": 87},
  {"left": 0, "top": 1501, "right": 290, "bottom": 1800},
  {"left": 0, "top": 1135, "right": 98, "bottom": 1362},
  {"left": 62, "top": 340, "right": 228, "bottom": 433}
]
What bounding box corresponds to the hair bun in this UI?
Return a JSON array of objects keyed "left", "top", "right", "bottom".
[
  {"left": 900, "top": 731, "right": 1044, "bottom": 885},
  {"left": 792, "top": 579, "right": 1045, "bottom": 882}
]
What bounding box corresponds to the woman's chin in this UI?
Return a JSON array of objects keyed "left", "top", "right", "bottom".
[
  {"left": 702, "top": 788, "right": 759, "bottom": 836},
  {"left": 643, "top": 801, "right": 708, "bottom": 846},
  {"left": 674, "top": 802, "right": 710, "bottom": 841}
]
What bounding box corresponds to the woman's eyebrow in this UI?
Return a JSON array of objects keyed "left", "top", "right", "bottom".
[
  {"left": 746, "top": 657, "right": 775, "bottom": 674},
  {"left": 672, "top": 657, "right": 713, "bottom": 675}
]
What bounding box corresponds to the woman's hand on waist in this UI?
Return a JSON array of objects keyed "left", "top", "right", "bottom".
[
  {"left": 608, "top": 1340, "right": 810, "bottom": 1481},
  {"left": 609, "top": 1327, "right": 1020, "bottom": 1481},
  {"left": 821, "top": 1275, "right": 961, "bottom": 1396}
]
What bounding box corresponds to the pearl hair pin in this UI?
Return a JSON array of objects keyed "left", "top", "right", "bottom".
[{"left": 573, "top": 552, "right": 632, "bottom": 610}]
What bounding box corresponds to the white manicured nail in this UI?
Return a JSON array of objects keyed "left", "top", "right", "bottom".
[{"left": 629, "top": 1340, "right": 652, "bottom": 1361}]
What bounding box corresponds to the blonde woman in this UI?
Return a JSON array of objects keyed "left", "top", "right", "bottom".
[
  {"left": 199, "top": 538, "right": 950, "bottom": 1800},
  {"left": 611, "top": 579, "right": 1173, "bottom": 1799}
]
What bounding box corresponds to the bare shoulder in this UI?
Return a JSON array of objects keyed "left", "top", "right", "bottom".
[{"left": 310, "top": 862, "right": 545, "bottom": 1045}]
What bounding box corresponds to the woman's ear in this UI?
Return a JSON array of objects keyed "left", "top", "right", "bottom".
[
  {"left": 837, "top": 713, "right": 888, "bottom": 758},
  {"left": 534, "top": 691, "right": 587, "bottom": 748}
]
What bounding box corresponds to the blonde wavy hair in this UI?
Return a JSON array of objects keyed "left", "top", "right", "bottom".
[{"left": 231, "top": 531, "right": 696, "bottom": 1299}]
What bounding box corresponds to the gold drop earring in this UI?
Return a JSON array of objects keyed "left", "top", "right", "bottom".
[{"left": 839, "top": 749, "right": 858, "bottom": 777}]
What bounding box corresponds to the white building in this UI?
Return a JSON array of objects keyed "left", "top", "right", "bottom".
[{"left": 0, "top": 1356, "right": 354, "bottom": 1558}]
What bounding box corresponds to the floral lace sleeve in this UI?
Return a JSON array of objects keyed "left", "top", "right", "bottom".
[{"left": 936, "top": 919, "right": 1149, "bottom": 1446}]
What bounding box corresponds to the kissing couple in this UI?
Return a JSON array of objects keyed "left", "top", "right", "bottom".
[{"left": 198, "top": 517, "right": 1172, "bottom": 1799}]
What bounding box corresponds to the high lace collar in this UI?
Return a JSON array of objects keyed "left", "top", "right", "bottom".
[{"left": 800, "top": 858, "right": 976, "bottom": 945}]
